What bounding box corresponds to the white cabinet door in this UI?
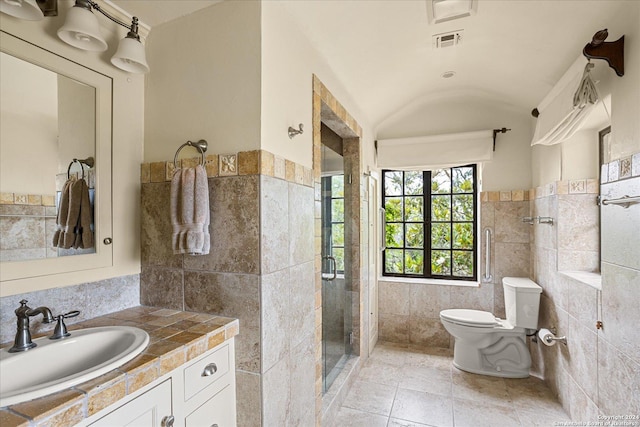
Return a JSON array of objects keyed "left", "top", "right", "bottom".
[
  {"left": 90, "top": 380, "right": 172, "bottom": 427},
  {"left": 185, "top": 385, "right": 236, "bottom": 427}
]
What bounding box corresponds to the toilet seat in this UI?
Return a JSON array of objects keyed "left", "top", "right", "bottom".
[{"left": 440, "top": 309, "right": 499, "bottom": 328}]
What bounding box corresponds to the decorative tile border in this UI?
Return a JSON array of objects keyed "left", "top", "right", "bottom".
[
  {"left": 140, "top": 149, "right": 314, "bottom": 188},
  {"left": 0, "top": 192, "right": 55, "bottom": 206},
  {"left": 601, "top": 150, "right": 640, "bottom": 184},
  {"left": 528, "top": 179, "right": 600, "bottom": 199},
  {"left": 481, "top": 179, "right": 602, "bottom": 202},
  {"left": 481, "top": 189, "right": 530, "bottom": 202}
]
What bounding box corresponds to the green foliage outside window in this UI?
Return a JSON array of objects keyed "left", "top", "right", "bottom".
[{"left": 383, "top": 166, "right": 476, "bottom": 280}]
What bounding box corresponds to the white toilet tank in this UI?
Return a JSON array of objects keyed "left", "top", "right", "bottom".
[{"left": 503, "top": 277, "right": 542, "bottom": 329}]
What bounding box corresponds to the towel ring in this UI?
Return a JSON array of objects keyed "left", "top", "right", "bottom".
[
  {"left": 67, "top": 157, "right": 95, "bottom": 180},
  {"left": 174, "top": 140, "right": 208, "bottom": 169}
]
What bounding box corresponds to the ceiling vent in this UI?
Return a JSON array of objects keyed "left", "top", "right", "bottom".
[{"left": 433, "top": 30, "right": 463, "bottom": 48}]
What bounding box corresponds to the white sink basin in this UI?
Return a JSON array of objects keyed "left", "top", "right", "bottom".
[{"left": 0, "top": 326, "right": 149, "bottom": 407}]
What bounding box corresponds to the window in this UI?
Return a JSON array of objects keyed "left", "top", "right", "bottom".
[
  {"left": 382, "top": 165, "right": 477, "bottom": 281},
  {"left": 322, "top": 175, "right": 345, "bottom": 273}
]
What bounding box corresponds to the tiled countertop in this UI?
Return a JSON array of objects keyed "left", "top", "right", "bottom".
[{"left": 0, "top": 306, "right": 239, "bottom": 427}]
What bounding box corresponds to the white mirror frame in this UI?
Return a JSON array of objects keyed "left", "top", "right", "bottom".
[{"left": 0, "top": 31, "right": 113, "bottom": 285}]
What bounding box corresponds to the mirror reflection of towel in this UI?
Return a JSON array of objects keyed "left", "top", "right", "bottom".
[
  {"left": 52, "top": 177, "right": 94, "bottom": 249},
  {"left": 171, "top": 165, "right": 210, "bottom": 255}
]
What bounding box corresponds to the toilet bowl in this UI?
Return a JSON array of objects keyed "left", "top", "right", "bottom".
[{"left": 439, "top": 277, "right": 542, "bottom": 378}]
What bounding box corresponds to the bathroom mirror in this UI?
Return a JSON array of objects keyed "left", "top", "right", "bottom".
[{"left": 0, "top": 31, "right": 112, "bottom": 283}]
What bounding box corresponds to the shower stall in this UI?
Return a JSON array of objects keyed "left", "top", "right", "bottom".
[{"left": 320, "top": 127, "right": 353, "bottom": 393}]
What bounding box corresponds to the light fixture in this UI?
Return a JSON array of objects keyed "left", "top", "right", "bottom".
[
  {"left": 426, "top": 0, "right": 476, "bottom": 24},
  {"left": 0, "top": 0, "right": 44, "bottom": 20},
  {"left": 57, "top": 0, "right": 149, "bottom": 73}
]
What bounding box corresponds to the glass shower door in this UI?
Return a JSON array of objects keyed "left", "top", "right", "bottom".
[{"left": 321, "top": 143, "right": 352, "bottom": 393}]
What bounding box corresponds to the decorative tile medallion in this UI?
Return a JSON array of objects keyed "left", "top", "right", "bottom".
[{"left": 219, "top": 154, "right": 238, "bottom": 176}]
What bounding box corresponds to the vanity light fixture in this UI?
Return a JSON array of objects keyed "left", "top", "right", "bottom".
[
  {"left": 58, "top": 0, "right": 149, "bottom": 73},
  {"left": 0, "top": 0, "right": 45, "bottom": 20}
]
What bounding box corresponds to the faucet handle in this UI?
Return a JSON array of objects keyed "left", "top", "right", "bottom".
[{"left": 49, "top": 310, "right": 80, "bottom": 340}]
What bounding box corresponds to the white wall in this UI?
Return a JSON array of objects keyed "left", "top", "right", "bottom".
[
  {"left": 261, "top": 1, "right": 375, "bottom": 170},
  {"left": 377, "top": 93, "right": 533, "bottom": 191},
  {"left": 0, "top": 53, "right": 58, "bottom": 195},
  {"left": 144, "top": 1, "right": 262, "bottom": 162},
  {"left": 0, "top": 1, "right": 144, "bottom": 295},
  {"left": 609, "top": 4, "right": 640, "bottom": 160},
  {"left": 58, "top": 75, "right": 95, "bottom": 176}
]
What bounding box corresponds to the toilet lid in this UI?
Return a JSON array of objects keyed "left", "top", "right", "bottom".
[{"left": 440, "top": 309, "right": 499, "bottom": 328}]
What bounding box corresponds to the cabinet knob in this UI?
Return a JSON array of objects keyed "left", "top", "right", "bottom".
[
  {"left": 202, "top": 363, "right": 218, "bottom": 377},
  {"left": 161, "top": 415, "right": 175, "bottom": 427}
]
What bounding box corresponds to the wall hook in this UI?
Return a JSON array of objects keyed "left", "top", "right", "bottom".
[
  {"left": 583, "top": 29, "right": 624, "bottom": 77},
  {"left": 288, "top": 123, "right": 304, "bottom": 139}
]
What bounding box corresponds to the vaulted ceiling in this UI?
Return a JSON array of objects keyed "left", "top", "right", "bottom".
[{"left": 112, "top": 0, "right": 632, "bottom": 129}]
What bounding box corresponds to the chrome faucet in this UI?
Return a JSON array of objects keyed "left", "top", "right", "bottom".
[{"left": 9, "top": 300, "right": 54, "bottom": 353}]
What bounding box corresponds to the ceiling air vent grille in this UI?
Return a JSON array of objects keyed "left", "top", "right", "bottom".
[{"left": 433, "top": 30, "right": 464, "bottom": 48}]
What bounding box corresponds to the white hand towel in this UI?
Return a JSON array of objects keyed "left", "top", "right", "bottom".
[{"left": 171, "top": 165, "right": 210, "bottom": 255}]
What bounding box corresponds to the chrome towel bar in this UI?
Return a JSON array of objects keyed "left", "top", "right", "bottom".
[{"left": 598, "top": 195, "right": 640, "bottom": 208}]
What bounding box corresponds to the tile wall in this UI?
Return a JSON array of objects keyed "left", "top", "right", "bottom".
[
  {"left": 377, "top": 155, "right": 640, "bottom": 422},
  {"left": 139, "top": 149, "right": 316, "bottom": 426},
  {"left": 529, "top": 153, "right": 640, "bottom": 421},
  {"left": 0, "top": 194, "right": 56, "bottom": 262},
  {"left": 378, "top": 189, "right": 532, "bottom": 347},
  {"left": 0, "top": 275, "right": 140, "bottom": 344},
  {"left": 0, "top": 169, "right": 97, "bottom": 262}
]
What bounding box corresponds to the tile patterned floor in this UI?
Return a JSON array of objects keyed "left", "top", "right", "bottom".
[{"left": 331, "top": 342, "right": 571, "bottom": 427}]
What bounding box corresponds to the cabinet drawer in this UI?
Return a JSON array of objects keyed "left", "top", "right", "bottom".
[
  {"left": 184, "top": 343, "right": 230, "bottom": 401},
  {"left": 185, "top": 384, "right": 236, "bottom": 427}
]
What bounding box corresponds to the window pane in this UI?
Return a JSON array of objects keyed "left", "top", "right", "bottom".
[
  {"left": 331, "top": 175, "right": 344, "bottom": 198},
  {"left": 384, "top": 171, "right": 403, "bottom": 196},
  {"left": 405, "top": 196, "right": 423, "bottom": 221},
  {"left": 432, "top": 169, "right": 451, "bottom": 194},
  {"left": 333, "top": 247, "right": 345, "bottom": 272},
  {"left": 405, "top": 250, "right": 424, "bottom": 274},
  {"left": 385, "top": 249, "right": 403, "bottom": 273},
  {"left": 332, "top": 223, "right": 344, "bottom": 247},
  {"left": 405, "top": 224, "right": 424, "bottom": 248},
  {"left": 405, "top": 171, "right": 423, "bottom": 195},
  {"left": 386, "top": 223, "right": 403, "bottom": 248},
  {"left": 431, "top": 195, "right": 451, "bottom": 221},
  {"left": 453, "top": 195, "right": 474, "bottom": 221},
  {"left": 453, "top": 251, "right": 473, "bottom": 277},
  {"left": 431, "top": 223, "right": 451, "bottom": 249},
  {"left": 453, "top": 223, "right": 473, "bottom": 249},
  {"left": 331, "top": 199, "right": 344, "bottom": 222},
  {"left": 431, "top": 250, "right": 451, "bottom": 275},
  {"left": 453, "top": 167, "right": 474, "bottom": 193},
  {"left": 385, "top": 197, "right": 403, "bottom": 222}
]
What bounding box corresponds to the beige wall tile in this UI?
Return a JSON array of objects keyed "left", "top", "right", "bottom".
[
  {"left": 150, "top": 162, "right": 165, "bottom": 183},
  {"left": 238, "top": 150, "right": 260, "bottom": 175},
  {"left": 285, "top": 159, "right": 296, "bottom": 182},
  {"left": 274, "top": 155, "right": 286, "bottom": 180},
  {"left": 0, "top": 193, "right": 14, "bottom": 204},
  {"left": 260, "top": 150, "right": 275, "bottom": 176},
  {"left": 205, "top": 154, "right": 219, "bottom": 177}
]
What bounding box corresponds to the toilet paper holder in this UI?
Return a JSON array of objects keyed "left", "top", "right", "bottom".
[{"left": 537, "top": 327, "right": 567, "bottom": 346}]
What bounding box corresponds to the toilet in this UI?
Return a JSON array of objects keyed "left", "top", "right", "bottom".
[{"left": 440, "top": 277, "right": 542, "bottom": 378}]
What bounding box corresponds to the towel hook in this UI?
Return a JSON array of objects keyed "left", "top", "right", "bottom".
[
  {"left": 288, "top": 123, "right": 304, "bottom": 139},
  {"left": 66, "top": 157, "right": 94, "bottom": 180},
  {"left": 173, "top": 140, "right": 208, "bottom": 169}
]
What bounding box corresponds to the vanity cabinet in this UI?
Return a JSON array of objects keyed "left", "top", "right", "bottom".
[
  {"left": 87, "top": 339, "right": 236, "bottom": 427},
  {"left": 89, "top": 380, "right": 172, "bottom": 427}
]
